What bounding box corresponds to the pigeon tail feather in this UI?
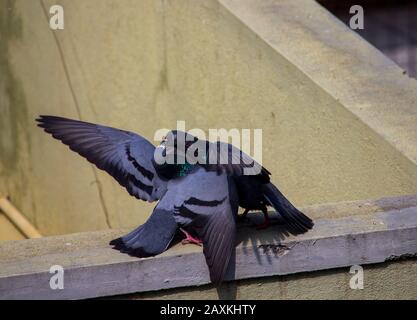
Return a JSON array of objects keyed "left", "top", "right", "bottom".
[{"left": 262, "top": 183, "right": 313, "bottom": 233}]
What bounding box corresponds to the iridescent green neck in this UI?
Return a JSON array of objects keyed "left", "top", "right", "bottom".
[{"left": 178, "top": 162, "right": 194, "bottom": 177}]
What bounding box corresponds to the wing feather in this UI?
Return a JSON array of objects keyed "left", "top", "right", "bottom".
[
  {"left": 36, "top": 115, "right": 165, "bottom": 202},
  {"left": 204, "top": 141, "right": 269, "bottom": 177},
  {"left": 171, "top": 169, "right": 237, "bottom": 284}
]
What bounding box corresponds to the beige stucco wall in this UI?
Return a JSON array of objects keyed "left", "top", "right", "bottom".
[
  {"left": 0, "top": 214, "right": 25, "bottom": 242},
  {"left": 2, "top": 0, "right": 417, "bottom": 236}
]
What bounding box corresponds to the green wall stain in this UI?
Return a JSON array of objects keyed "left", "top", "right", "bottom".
[
  {"left": 0, "top": 0, "right": 29, "bottom": 176},
  {"left": 0, "top": 0, "right": 31, "bottom": 218}
]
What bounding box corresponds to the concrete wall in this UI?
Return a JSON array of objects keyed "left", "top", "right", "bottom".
[
  {"left": 1, "top": 196, "right": 416, "bottom": 300},
  {"left": 2, "top": 0, "right": 417, "bottom": 236},
  {"left": 0, "top": 214, "right": 25, "bottom": 242},
  {"left": 129, "top": 259, "right": 417, "bottom": 300}
]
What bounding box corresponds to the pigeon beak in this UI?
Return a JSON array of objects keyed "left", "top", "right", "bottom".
[
  {"left": 154, "top": 144, "right": 167, "bottom": 165},
  {"left": 156, "top": 144, "right": 165, "bottom": 152}
]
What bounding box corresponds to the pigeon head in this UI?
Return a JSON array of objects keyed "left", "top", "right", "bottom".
[
  {"left": 153, "top": 130, "right": 202, "bottom": 179},
  {"left": 157, "top": 130, "right": 199, "bottom": 162}
]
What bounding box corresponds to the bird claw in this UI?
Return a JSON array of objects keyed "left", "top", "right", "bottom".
[
  {"left": 181, "top": 236, "right": 202, "bottom": 246},
  {"left": 180, "top": 228, "right": 202, "bottom": 246},
  {"left": 181, "top": 239, "right": 202, "bottom": 246}
]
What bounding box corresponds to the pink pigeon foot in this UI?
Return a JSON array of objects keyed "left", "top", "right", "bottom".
[
  {"left": 256, "top": 207, "right": 271, "bottom": 230},
  {"left": 180, "top": 228, "right": 202, "bottom": 246}
]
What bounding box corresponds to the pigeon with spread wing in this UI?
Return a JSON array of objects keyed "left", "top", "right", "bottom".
[{"left": 37, "top": 115, "right": 313, "bottom": 284}]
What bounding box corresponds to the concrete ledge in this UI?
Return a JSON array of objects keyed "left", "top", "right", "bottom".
[{"left": 0, "top": 194, "right": 416, "bottom": 300}]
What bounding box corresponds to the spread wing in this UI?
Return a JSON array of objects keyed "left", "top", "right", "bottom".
[
  {"left": 36, "top": 115, "right": 166, "bottom": 202},
  {"left": 110, "top": 204, "right": 178, "bottom": 257},
  {"left": 174, "top": 198, "right": 236, "bottom": 284},
  {"left": 204, "top": 141, "right": 270, "bottom": 177},
  {"left": 109, "top": 168, "right": 238, "bottom": 284},
  {"left": 169, "top": 168, "right": 238, "bottom": 284}
]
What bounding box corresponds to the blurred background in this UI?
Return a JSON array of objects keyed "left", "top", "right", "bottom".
[{"left": 320, "top": 0, "right": 417, "bottom": 78}]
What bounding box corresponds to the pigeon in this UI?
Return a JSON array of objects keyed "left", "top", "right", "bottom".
[{"left": 36, "top": 115, "right": 313, "bottom": 284}]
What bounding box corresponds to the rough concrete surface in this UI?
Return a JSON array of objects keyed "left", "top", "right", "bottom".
[
  {"left": 222, "top": 0, "right": 417, "bottom": 166},
  {"left": 0, "top": 195, "right": 416, "bottom": 299},
  {"left": 129, "top": 259, "right": 417, "bottom": 300}
]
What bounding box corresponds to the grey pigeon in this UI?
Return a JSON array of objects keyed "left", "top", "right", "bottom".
[{"left": 36, "top": 115, "right": 313, "bottom": 284}]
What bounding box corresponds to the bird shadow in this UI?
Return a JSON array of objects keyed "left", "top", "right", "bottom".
[
  {"left": 218, "top": 210, "right": 305, "bottom": 299},
  {"left": 236, "top": 210, "right": 300, "bottom": 262},
  {"left": 166, "top": 210, "right": 304, "bottom": 300}
]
